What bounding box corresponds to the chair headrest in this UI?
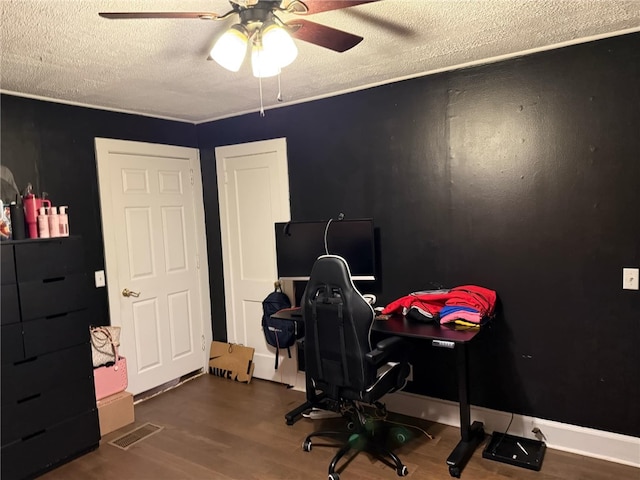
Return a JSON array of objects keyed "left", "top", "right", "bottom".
[
  {"left": 306, "top": 255, "right": 373, "bottom": 315},
  {"left": 307, "top": 255, "right": 353, "bottom": 287}
]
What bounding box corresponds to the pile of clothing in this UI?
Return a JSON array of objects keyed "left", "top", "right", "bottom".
[{"left": 381, "top": 285, "right": 497, "bottom": 327}]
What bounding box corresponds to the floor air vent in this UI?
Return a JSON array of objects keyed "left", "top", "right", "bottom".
[{"left": 109, "top": 423, "right": 163, "bottom": 450}]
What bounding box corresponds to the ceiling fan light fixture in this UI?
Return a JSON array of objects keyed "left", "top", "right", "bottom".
[
  {"left": 210, "top": 24, "right": 249, "bottom": 72},
  {"left": 251, "top": 40, "right": 281, "bottom": 78},
  {"left": 261, "top": 21, "right": 298, "bottom": 68}
]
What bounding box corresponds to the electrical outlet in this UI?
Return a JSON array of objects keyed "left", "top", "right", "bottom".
[
  {"left": 95, "top": 270, "right": 106, "bottom": 288},
  {"left": 531, "top": 426, "right": 545, "bottom": 441},
  {"left": 623, "top": 268, "right": 639, "bottom": 290}
]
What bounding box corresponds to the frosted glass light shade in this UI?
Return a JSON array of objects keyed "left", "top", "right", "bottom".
[
  {"left": 210, "top": 25, "right": 249, "bottom": 72},
  {"left": 251, "top": 42, "right": 281, "bottom": 78},
  {"left": 261, "top": 23, "right": 298, "bottom": 68}
]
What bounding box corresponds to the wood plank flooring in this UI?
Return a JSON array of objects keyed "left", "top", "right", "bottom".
[{"left": 41, "top": 374, "right": 638, "bottom": 480}]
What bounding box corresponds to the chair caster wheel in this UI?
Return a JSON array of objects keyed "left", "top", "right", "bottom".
[
  {"left": 397, "top": 465, "right": 408, "bottom": 476},
  {"left": 328, "top": 473, "right": 340, "bottom": 480},
  {"left": 449, "top": 465, "right": 461, "bottom": 478},
  {"left": 302, "top": 439, "right": 312, "bottom": 452}
]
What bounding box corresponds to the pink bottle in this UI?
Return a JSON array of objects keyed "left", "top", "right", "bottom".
[
  {"left": 58, "top": 206, "right": 69, "bottom": 236},
  {"left": 37, "top": 207, "right": 50, "bottom": 238},
  {"left": 25, "top": 196, "right": 51, "bottom": 239},
  {"left": 48, "top": 206, "right": 60, "bottom": 238},
  {"left": 23, "top": 193, "right": 39, "bottom": 238}
]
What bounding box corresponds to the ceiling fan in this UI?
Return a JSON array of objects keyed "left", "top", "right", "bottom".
[
  {"left": 100, "top": 0, "right": 382, "bottom": 114},
  {"left": 99, "top": 1, "right": 382, "bottom": 64}
]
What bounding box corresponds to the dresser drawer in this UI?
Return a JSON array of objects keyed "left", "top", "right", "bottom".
[
  {"left": 1, "top": 409, "right": 99, "bottom": 480},
  {"left": 0, "top": 284, "right": 20, "bottom": 325},
  {"left": 1, "top": 324, "right": 24, "bottom": 365},
  {"left": 1, "top": 244, "right": 16, "bottom": 285},
  {"left": 14, "top": 237, "right": 85, "bottom": 282},
  {"left": 23, "top": 310, "right": 91, "bottom": 358},
  {"left": 1, "top": 376, "right": 96, "bottom": 446},
  {"left": 1, "top": 343, "right": 93, "bottom": 404},
  {"left": 19, "top": 273, "right": 89, "bottom": 321}
]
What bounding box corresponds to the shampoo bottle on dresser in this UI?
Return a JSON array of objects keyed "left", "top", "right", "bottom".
[
  {"left": 48, "top": 206, "right": 60, "bottom": 238},
  {"left": 37, "top": 207, "right": 50, "bottom": 238},
  {"left": 58, "top": 206, "right": 69, "bottom": 237}
]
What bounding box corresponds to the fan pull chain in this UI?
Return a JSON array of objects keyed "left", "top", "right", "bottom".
[
  {"left": 277, "top": 73, "right": 283, "bottom": 102},
  {"left": 259, "top": 76, "right": 265, "bottom": 117}
]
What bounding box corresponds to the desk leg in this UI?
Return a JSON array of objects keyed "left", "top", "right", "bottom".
[{"left": 445, "top": 343, "right": 485, "bottom": 478}]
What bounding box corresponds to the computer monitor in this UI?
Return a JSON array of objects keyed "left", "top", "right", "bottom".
[{"left": 274, "top": 219, "right": 376, "bottom": 281}]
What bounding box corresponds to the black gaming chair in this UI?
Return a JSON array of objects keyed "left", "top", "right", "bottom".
[{"left": 301, "top": 255, "right": 411, "bottom": 480}]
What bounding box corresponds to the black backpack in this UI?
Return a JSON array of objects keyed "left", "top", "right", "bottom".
[{"left": 261, "top": 286, "right": 297, "bottom": 369}]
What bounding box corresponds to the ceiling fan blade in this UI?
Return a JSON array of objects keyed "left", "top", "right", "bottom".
[
  {"left": 287, "top": 19, "right": 363, "bottom": 52},
  {"left": 99, "top": 12, "right": 220, "bottom": 20},
  {"left": 301, "top": 0, "right": 382, "bottom": 15}
]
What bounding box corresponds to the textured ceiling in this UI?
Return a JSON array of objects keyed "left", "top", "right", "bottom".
[{"left": 2, "top": 0, "right": 639, "bottom": 123}]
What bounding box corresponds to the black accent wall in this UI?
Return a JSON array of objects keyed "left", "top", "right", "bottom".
[
  {"left": 2, "top": 32, "right": 638, "bottom": 438},
  {"left": 197, "top": 33, "right": 640, "bottom": 437}
]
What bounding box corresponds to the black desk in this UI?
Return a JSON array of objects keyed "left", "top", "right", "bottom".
[
  {"left": 372, "top": 315, "right": 485, "bottom": 478},
  {"left": 272, "top": 309, "right": 485, "bottom": 478}
]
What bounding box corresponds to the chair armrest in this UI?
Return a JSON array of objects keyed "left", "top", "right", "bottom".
[{"left": 366, "top": 336, "right": 406, "bottom": 366}]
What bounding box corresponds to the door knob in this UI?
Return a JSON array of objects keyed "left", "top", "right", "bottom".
[{"left": 122, "top": 288, "right": 140, "bottom": 298}]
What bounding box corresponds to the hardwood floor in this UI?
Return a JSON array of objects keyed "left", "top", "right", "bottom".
[{"left": 41, "top": 374, "right": 637, "bottom": 480}]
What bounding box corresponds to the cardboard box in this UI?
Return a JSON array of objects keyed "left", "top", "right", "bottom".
[
  {"left": 97, "top": 390, "right": 134, "bottom": 436},
  {"left": 208, "top": 341, "right": 255, "bottom": 383}
]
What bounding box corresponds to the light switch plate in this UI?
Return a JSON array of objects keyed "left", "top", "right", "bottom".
[
  {"left": 95, "top": 270, "right": 106, "bottom": 288},
  {"left": 623, "top": 268, "right": 639, "bottom": 290}
]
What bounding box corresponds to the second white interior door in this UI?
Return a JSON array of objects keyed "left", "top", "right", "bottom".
[{"left": 216, "top": 138, "right": 302, "bottom": 385}]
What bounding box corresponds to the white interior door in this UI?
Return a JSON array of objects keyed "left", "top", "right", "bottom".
[
  {"left": 216, "top": 138, "right": 301, "bottom": 385},
  {"left": 95, "top": 138, "right": 211, "bottom": 395}
]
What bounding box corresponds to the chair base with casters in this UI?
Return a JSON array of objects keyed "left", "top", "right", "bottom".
[{"left": 301, "top": 401, "right": 409, "bottom": 480}]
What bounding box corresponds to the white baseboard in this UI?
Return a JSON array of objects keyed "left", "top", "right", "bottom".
[{"left": 382, "top": 390, "right": 640, "bottom": 468}]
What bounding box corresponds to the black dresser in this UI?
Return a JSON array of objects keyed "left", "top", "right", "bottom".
[{"left": 1, "top": 237, "right": 100, "bottom": 480}]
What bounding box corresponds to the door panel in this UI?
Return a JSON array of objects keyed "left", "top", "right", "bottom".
[
  {"left": 168, "top": 290, "right": 193, "bottom": 358},
  {"left": 125, "top": 207, "right": 155, "bottom": 278},
  {"left": 162, "top": 207, "right": 188, "bottom": 272},
  {"left": 133, "top": 298, "right": 162, "bottom": 371}
]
